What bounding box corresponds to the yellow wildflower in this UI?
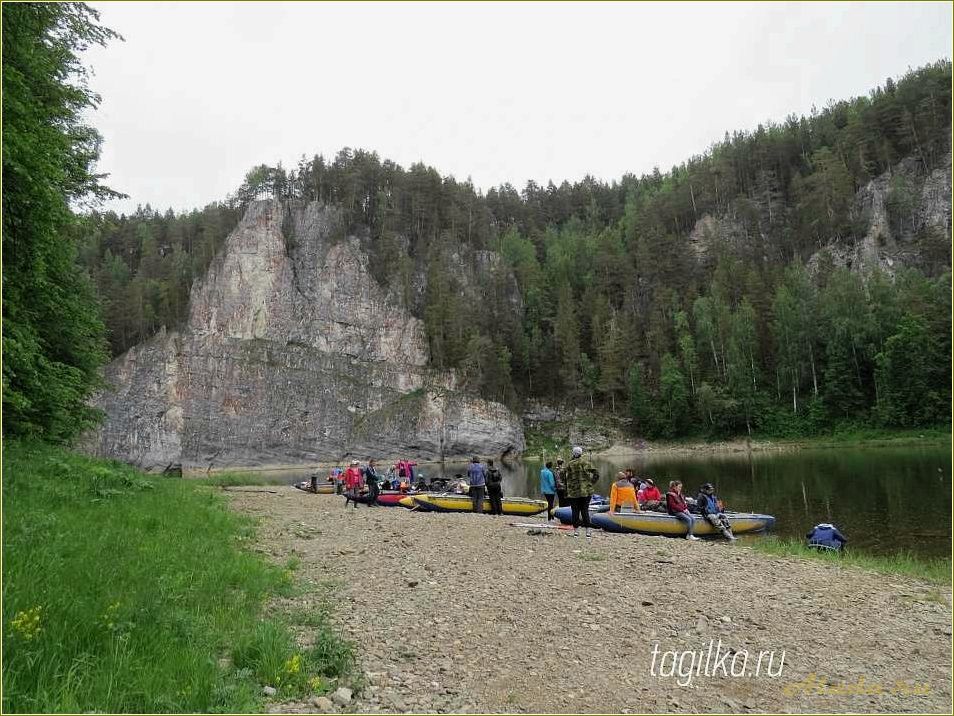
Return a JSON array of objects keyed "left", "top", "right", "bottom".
[
  {"left": 11, "top": 606, "right": 42, "bottom": 641},
  {"left": 284, "top": 653, "right": 302, "bottom": 675}
]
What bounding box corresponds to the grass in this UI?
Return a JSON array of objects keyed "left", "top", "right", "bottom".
[
  {"left": 748, "top": 536, "right": 952, "bottom": 585},
  {"left": 2, "top": 441, "right": 357, "bottom": 713}
]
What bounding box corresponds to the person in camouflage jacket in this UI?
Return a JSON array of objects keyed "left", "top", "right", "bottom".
[{"left": 564, "top": 446, "right": 599, "bottom": 537}]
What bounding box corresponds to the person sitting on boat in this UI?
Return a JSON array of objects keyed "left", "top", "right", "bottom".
[
  {"left": 666, "top": 480, "right": 699, "bottom": 541},
  {"left": 610, "top": 471, "right": 638, "bottom": 513},
  {"left": 637, "top": 478, "right": 663, "bottom": 511},
  {"left": 696, "top": 483, "right": 735, "bottom": 541},
  {"left": 451, "top": 476, "right": 469, "bottom": 494},
  {"left": 540, "top": 462, "right": 557, "bottom": 521},
  {"left": 486, "top": 459, "right": 504, "bottom": 515},
  {"left": 415, "top": 474, "right": 428, "bottom": 492},
  {"left": 806, "top": 523, "right": 847, "bottom": 552}
]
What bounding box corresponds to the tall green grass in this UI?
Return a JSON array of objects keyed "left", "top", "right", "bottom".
[
  {"left": 2, "top": 441, "right": 356, "bottom": 713},
  {"left": 749, "top": 536, "right": 953, "bottom": 585}
]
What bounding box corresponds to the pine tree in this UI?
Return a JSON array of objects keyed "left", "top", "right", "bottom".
[{"left": 2, "top": 2, "right": 121, "bottom": 440}]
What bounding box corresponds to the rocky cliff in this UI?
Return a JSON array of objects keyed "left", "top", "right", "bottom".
[
  {"left": 85, "top": 200, "right": 525, "bottom": 472},
  {"left": 687, "top": 154, "right": 952, "bottom": 277}
]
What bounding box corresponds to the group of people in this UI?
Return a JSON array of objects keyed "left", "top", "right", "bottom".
[
  {"left": 538, "top": 446, "right": 736, "bottom": 541},
  {"left": 323, "top": 458, "right": 425, "bottom": 507},
  {"left": 464, "top": 457, "right": 504, "bottom": 514}
]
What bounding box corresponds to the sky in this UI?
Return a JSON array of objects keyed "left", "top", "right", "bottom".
[{"left": 83, "top": 1, "right": 953, "bottom": 215}]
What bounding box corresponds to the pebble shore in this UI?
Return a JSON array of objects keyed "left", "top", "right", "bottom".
[{"left": 227, "top": 488, "right": 952, "bottom": 714}]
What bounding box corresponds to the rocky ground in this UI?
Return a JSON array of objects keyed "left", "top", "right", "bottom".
[{"left": 226, "top": 488, "right": 952, "bottom": 714}]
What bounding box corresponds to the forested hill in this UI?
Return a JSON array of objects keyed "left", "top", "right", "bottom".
[{"left": 78, "top": 60, "right": 952, "bottom": 439}]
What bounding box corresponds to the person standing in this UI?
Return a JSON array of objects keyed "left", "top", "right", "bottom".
[
  {"left": 564, "top": 446, "right": 599, "bottom": 537},
  {"left": 666, "top": 480, "right": 699, "bottom": 540},
  {"left": 539, "top": 461, "right": 557, "bottom": 521},
  {"left": 466, "top": 456, "right": 486, "bottom": 513},
  {"left": 486, "top": 459, "right": 504, "bottom": 516},
  {"left": 554, "top": 458, "right": 568, "bottom": 507},
  {"left": 364, "top": 459, "right": 381, "bottom": 506},
  {"left": 343, "top": 460, "right": 364, "bottom": 508}
]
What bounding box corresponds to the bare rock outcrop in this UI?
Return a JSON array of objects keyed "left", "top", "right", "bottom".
[{"left": 85, "top": 200, "right": 524, "bottom": 472}]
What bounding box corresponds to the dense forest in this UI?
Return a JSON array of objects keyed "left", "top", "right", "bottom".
[
  {"left": 2, "top": 2, "right": 119, "bottom": 441},
  {"left": 73, "top": 60, "right": 952, "bottom": 439}
]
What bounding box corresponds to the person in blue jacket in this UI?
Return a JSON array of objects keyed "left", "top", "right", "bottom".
[
  {"left": 806, "top": 523, "right": 847, "bottom": 551},
  {"left": 540, "top": 461, "right": 557, "bottom": 521},
  {"left": 696, "top": 483, "right": 735, "bottom": 540}
]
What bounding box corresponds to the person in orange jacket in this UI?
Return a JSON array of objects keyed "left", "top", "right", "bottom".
[{"left": 609, "top": 471, "right": 639, "bottom": 512}]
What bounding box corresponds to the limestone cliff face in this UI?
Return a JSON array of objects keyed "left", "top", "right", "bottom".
[
  {"left": 687, "top": 154, "right": 952, "bottom": 277},
  {"left": 86, "top": 200, "right": 524, "bottom": 472}
]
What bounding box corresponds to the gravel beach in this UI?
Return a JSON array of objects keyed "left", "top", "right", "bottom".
[{"left": 226, "top": 488, "right": 952, "bottom": 714}]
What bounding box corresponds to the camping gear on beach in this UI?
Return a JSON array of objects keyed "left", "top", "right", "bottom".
[
  {"left": 591, "top": 510, "right": 775, "bottom": 536},
  {"left": 410, "top": 493, "right": 548, "bottom": 516}
]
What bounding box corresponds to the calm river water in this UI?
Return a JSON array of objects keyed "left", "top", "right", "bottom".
[{"left": 278, "top": 445, "right": 951, "bottom": 559}]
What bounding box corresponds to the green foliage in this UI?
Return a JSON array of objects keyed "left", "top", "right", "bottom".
[
  {"left": 1, "top": 441, "right": 357, "bottom": 712},
  {"left": 656, "top": 353, "right": 690, "bottom": 438},
  {"left": 875, "top": 315, "right": 946, "bottom": 426},
  {"left": 2, "top": 2, "right": 121, "bottom": 441},
  {"left": 73, "top": 59, "right": 951, "bottom": 436}
]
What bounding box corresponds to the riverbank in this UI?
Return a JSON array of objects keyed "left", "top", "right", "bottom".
[
  {"left": 1, "top": 442, "right": 358, "bottom": 713},
  {"left": 226, "top": 487, "right": 953, "bottom": 714},
  {"left": 571, "top": 428, "right": 952, "bottom": 461}
]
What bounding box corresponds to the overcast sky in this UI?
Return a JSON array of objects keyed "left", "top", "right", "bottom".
[{"left": 84, "top": 1, "right": 952, "bottom": 215}]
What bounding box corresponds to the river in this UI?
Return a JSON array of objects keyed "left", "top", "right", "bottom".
[{"left": 276, "top": 445, "right": 951, "bottom": 560}]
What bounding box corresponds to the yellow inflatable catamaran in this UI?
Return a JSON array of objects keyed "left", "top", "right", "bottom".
[{"left": 410, "top": 493, "right": 548, "bottom": 516}]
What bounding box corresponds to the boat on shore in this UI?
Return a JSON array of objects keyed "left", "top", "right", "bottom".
[
  {"left": 411, "top": 493, "right": 548, "bottom": 516},
  {"left": 591, "top": 510, "right": 775, "bottom": 535},
  {"left": 552, "top": 500, "right": 610, "bottom": 524},
  {"left": 294, "top": 480, "right": 337, "bottom": 494}
]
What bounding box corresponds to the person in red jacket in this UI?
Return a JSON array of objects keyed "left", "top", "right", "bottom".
[
  {"left": 343, "top": 460, "right": 364, "bottom": 508},
  {"left": 637, "top": 478, "right": 663, "bottom": 511},
  {"left": 666, "top": 480, "right": 699, "bottom": 541}
]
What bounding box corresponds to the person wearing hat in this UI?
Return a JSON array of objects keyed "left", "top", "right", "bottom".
[
  {"left": 695, "top": 482, "right": 735, "bottom": 540},
  {"left": 564, "top": 446, "right": 600, "bottom": 537},
  {"left": 637, "top": 478, "right": 663, "bottom": 511}
]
